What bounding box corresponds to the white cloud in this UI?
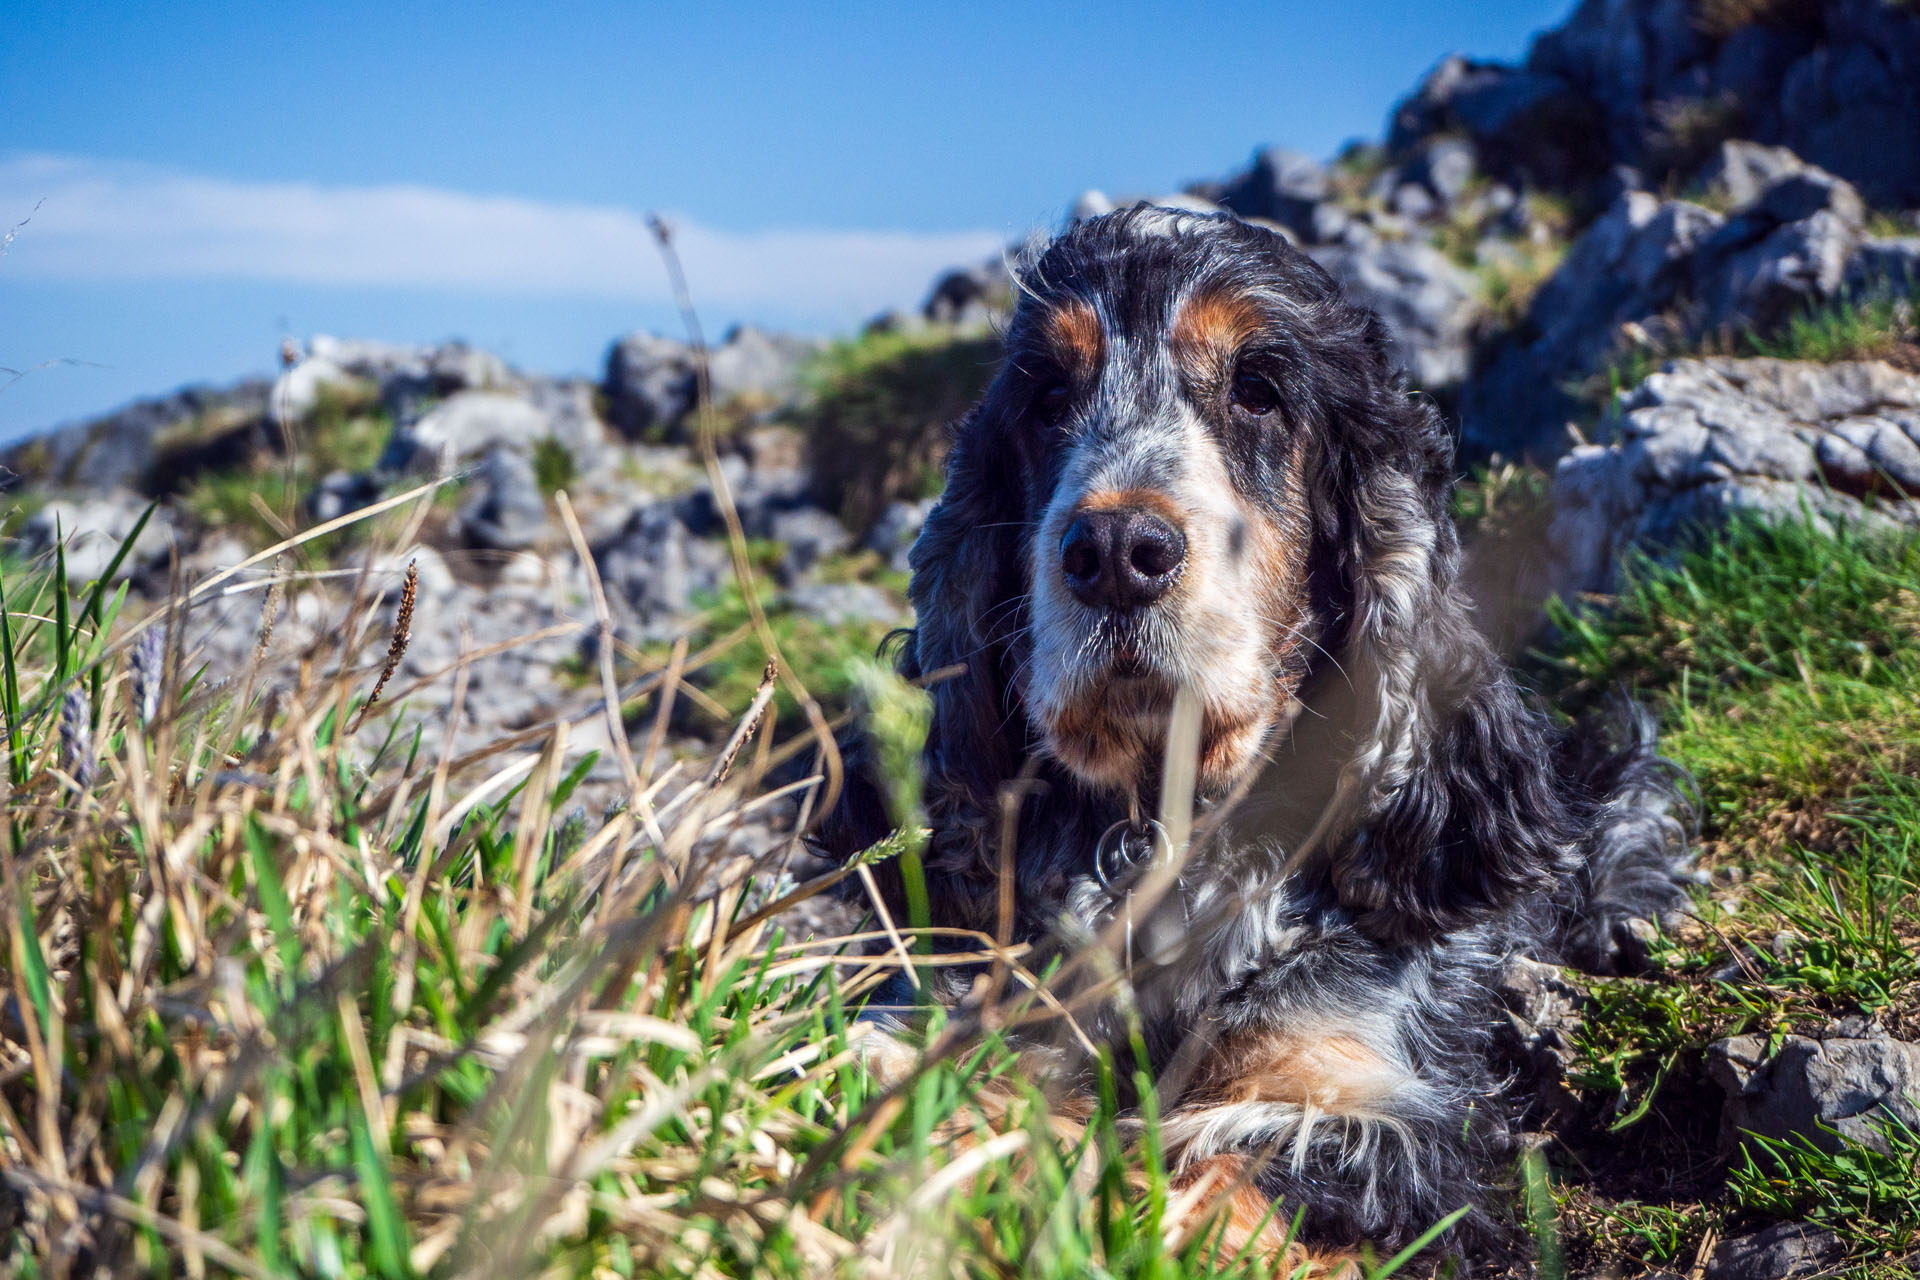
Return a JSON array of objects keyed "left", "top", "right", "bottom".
[{"left": 0, "top": 152, "right": 1007, "bottom": 315}]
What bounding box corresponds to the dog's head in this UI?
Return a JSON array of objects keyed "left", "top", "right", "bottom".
[
  {"left": 894, "top": 207, "right": 1571, "bottom": 942},
  {"left": 916, "top": 207, "right": 1450, "bottom": 797}
]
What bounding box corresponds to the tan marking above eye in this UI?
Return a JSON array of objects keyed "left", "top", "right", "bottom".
[
  {"left": 1041, "top": 298, "right": 1104, "bottom": 379},
  {"left": 1171, "top": 290, "right": 1265, "bottom": 372}
]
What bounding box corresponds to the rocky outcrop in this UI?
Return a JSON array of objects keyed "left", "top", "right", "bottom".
[
  {"left": 1392, "top": 0, "right": 1920, "bottom": 208},
  {"left": 1463, "top": 154, "right": 1893, "bottom": 458},
  {"left": 1, "top": 380, "right": 272, "bottom": 494},
  {"left": 1549, "top": 356, "right": 1920, "bottom": 593}
]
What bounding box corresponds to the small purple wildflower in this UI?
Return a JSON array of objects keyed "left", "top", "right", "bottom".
[
  {"left": 129, "top": 627, "right": 165, "bottom": 726},
  {"left": 60, "top": 689, "right": 96, "bottom": 789}
]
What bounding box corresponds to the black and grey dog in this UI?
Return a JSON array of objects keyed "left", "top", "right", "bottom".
[{"left": 819, "top": 206, "right": 1691, "bottom": 1258}]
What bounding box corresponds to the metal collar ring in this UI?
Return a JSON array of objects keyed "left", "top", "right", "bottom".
[{"left": 1093, "top": 817, "right": 1172, "bottom": 895}]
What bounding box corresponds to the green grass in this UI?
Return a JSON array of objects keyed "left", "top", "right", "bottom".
[
  {"left": 1747, "top": 279, "right": 1920, "bottom": 366},
  {"left": 532, "top": 435, "right": 578, "bottom": 494},
  {"left": 1532, "top": 513, "right": 1920, "bottom": 1269},
  {"left": 653, "top": 571, "right": 902, "bottom": 731},
  {"left": 1730, "top": 1114, "right": 1920, "bottom": 1256}
]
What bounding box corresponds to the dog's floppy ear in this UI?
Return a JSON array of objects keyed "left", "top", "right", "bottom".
[
  {"left": 898, "top": 402, "right": 1029, "bottom": 896},
  {"left": 1312, "top": 340, "right": 1578, "bottom": 942}
]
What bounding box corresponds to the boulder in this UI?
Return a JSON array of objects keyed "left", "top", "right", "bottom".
[
  {"left": 1551, "top": 357, "right": 1920, "bottom": 594},
  {"left": 2, "top": 381, "right": 273, "bottom": 494},
  {"left": 594, "top": 503, "right": 730, "bottom": 635},
  {"left": 603, "top": 333, "right": 696, "bottom": 439},
  {"left": 1709, "top": 1019, "right": 1920, "bottom": 1155},
  {"left": 1309, "top": 237, "right": 1482, "bottom": 391},
  {"left": 453, "top": 447, "right": 549, "bottom": 552},
  {"left": 707, "top": 326, "right": 823, "bottom": 409},
  {"left": 1694, "top": 163, "right": 1865, "bottom": 333},
  {"left": 1527, "top": 0, "right": 1716, "bottom": 165},
  {"left": 1387, "top": 54, "right": 1605, "bottom": 189},
  {"left": 1695, "top": 140, "right": 1812, "bottom": 211},
  {"left": 393, "top": 391, "right": 557, "bottom": 471},
  {"left": 1216, "top": 148, "right": 1332, "bottom": 238},
  {"left": 603, "top": 327, "right": 820, "bottom": 440},
  {"left": 20, "top": 490, "right": 178, "bottom": 584},
  {"left": 1848, "top": 236, "right": 1920, "bottom": 293},
  {"left": 1465, "top": 190, "right": 1724, "bottom": 457},
  {"left": 923, "top": 259, "right": 1011, "bottom": 328},
  {"left": 1773, "top": 0, "right": 1920, "bottom": 208},
  {"left": 1462, "top": 159, "right": 1883, "bottom": 461},
  {"left": 674, "top": 460, "right": 811, "bottom": 541}
]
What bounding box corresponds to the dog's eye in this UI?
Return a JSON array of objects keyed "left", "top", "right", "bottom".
[
  {"left": 1036, "top": 383, "right": 1072, "bottom": 426},
  {"left": 1231, "top": 369, "right": 1280, "bottom": 417}
]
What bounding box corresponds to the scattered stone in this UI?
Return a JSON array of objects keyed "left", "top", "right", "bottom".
[
  {"left": 308, "top": 470, "right": 381, "bottom": 524},
  {"left": 768, "top": 507, "right": 852, "bottom": 582},
  {"left": 1702, "top": 1222, "right": 1842, "bottom": 1280},
  {"left": 364, "top": 545, "right": 456, "bottom": 603},
  {"left": 865, "top": 498, "right": 935, "bottom": 574},
  {"left": 1495, "top": 955, "right": 1585, "bottom": 1085},
  {"left": 454, "top": 447, "right": 550, "bottom": 552},
  {"left": 1708, "top": 1020, "right": 1920, "bottom": 1155},
  {"left": 1404, "top": 136, "right": 1477, "bottom": 206},
  {"left": 786, "top": 581, "right": 907, "bottom": 628},
  {"left": 595, "top": 503, "right": 729, "bottom": 635}
]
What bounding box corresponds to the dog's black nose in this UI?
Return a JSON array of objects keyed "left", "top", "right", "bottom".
[{"left": 1059, "top": 507, "right": 1187, "bottom": 609}]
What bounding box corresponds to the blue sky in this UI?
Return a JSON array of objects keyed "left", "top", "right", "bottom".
[{"left": 0, "top": 0, "right": 1567, "bottom": 445}]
